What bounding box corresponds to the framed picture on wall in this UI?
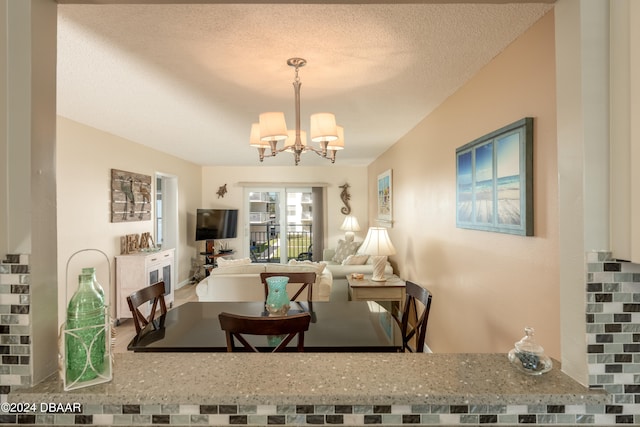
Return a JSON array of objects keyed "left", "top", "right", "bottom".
[
  {"left": 455, "top": 117, "right": 533, "bottom": 236},
  {"left": 110, "top": 169, "right": 152, "bottom": 223},
  {"left": 377, "top": 169, "right": 392, "bottom": 226}
]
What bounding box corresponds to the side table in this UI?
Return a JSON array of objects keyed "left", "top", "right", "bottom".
[{"left": 347, "top": 274, "right": 406, "bottom": 303}]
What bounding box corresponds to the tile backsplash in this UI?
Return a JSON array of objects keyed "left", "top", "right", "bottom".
[
  {"left": 586, "top": 251, "right": 640, "bottom": 424},
  {"left": 0, "top": 254, "right": 31, "bottom": 403}
]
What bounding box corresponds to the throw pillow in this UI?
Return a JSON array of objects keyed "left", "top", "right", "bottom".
[
  {"left": 342, "top": 254, "right": 369, "bottom": 265},
  {"left": 331, "top": 239, "right": 361, "bottom": 264},
  {"left": 216, "top": 257, "right": 251, "bottom": 267}
]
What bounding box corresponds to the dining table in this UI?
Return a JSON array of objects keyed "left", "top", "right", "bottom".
[{"left": 127, "top": 300, "right": 402, "bottom": 352}]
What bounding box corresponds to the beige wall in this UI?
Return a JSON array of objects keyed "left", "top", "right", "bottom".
[
  {"left": 200, "top": 166, "right": 368, "bottom": 257},
  {"left": 369, "top": 12, "right": 559, "bottom": 357},
  {"left": 56, "top": 117, "right": 202, "bottom": 324}
]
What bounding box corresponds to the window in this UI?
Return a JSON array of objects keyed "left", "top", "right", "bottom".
[{"left": 155, "top": 176, "right": 163, "bottom": 247}]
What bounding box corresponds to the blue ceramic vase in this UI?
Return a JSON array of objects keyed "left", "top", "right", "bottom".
[{"left": 265, "top": 276, "right": 290, "bottom": 316}]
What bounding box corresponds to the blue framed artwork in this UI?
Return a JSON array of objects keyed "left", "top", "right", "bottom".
[{"left": 456, "top": 118, "right": 533, "bottom": 236}]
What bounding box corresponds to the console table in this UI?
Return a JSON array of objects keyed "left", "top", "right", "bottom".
[
  {"left": 347, "top": 273, "right": 406, "bottom": 302},
  {"left": 115, "top": 248, "right": 174, "bottom": 324}
]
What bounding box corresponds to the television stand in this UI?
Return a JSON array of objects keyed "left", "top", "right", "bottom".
[{"left": 199, "top": 240, "right": 234, "bottom": 277}]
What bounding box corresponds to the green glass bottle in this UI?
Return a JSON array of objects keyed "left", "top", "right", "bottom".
[
  {"left": 65, "top": 273, "right": 106, "bottom": 384},
  {"left": 80, "top": 267, "right": 107, "bottom": 374},
  {"left": 81, "top": 267, "right": 105, "bottom": 301}
]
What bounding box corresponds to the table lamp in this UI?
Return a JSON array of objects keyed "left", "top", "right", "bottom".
[
  {"left": 340, "top": 215, "right": 361, "bottom": 242},
  {"left": 359, "top": 227, "right": 396, "bottom": 281}
]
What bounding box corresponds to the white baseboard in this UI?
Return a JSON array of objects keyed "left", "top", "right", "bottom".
[{"left": 424, "top": 344, "right": 433, "bottom": 353}]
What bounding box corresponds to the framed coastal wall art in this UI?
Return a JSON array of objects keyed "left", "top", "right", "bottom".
[
  {"left": 455, "top": 117, "right": 533, "bottom": 236},
  {"left": 110, "top": 169, "right": 152, "bottom": 223},
  {"left": 377, "top": 169, "right": 393, "bottom": 226}
]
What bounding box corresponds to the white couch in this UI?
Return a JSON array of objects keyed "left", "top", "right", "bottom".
[
  {"left": 195, "top": 261, "right": 333, "bottom": 302},
  {"left": 322, "top": 248, "right": 393, "bottom": 279}
]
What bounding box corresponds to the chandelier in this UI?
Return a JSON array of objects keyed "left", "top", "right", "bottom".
[{"left": 249, "top": 58, "right": 344, "bottom": 165}]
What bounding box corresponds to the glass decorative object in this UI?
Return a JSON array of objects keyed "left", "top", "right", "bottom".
[
  {"left": 65, "top": 273, "right": 106, "bottom": 384},
  {"left": 265, "top": 276, "right": 290, "bottom": 316},
  {"left": 82, "top": 267, "right": 105, "bottom": 300},
  {"left": 61, "top": 249, "right": 113, "bottom": 391},
  {"left": 267, "top": 334, "right": 286, "bottom": 348},
  {"left": 508, "top": 327, "right": 553, "bottom": 375}
]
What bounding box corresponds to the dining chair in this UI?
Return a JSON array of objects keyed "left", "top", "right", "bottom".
[
  {"left": 218, "top": 312, "right": 312, "bottom": 352},
  {"left": 126, "top": 281, "right": 168, "bottom": 335},
  {"left": 394, "top": 281, "right": 433, "bottom": 353},
  {"left": 260, "top": 272, "right": 316, "bottom": 302}
]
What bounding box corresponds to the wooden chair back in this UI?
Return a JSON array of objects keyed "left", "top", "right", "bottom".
[
  {"left": 218, "top": 312, "right": 312, "bottom": 352},
  {"left": 126, "top": 281, "right": 168, "bottom": 335},
  {"left": 396, "top": 281, "right": 432, "bottom": 353},
  {"left": 260, "top": 272, "right": 316, "bottom": 302}
]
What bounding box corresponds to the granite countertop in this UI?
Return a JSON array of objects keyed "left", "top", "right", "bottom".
[{"left": 10, "top": 353, "right": 607, "bottom": 406}]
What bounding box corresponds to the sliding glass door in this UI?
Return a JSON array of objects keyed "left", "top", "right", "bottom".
[{"left": 245, "top": 187, "right": 314, "bottom": 263}]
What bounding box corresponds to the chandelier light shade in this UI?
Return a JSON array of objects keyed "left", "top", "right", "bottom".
[
  {"left": 249, "top": 123, "right": 268, "bottom": 148},
  {"left": 249, "top": 58, "right": 344, "bottom": 165},
  {"left": 310, "top": 113, "right": 338, "bottom": 142},
  {"left": 359, "top": 227, "right": 397, "bottom": 281},
  {"left": 328, "top": 126, "right": 345, "bottom": 151},
  {"left": 340, "top": 215, "right": 361, "bottom": 241},
  {"left": 259, "top": 112, "right": 288, "bottom": 142}
]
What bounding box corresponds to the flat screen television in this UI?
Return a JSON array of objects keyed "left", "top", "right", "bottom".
[{"left": 195, "top": 209, "right": 238, "bottom": 241}]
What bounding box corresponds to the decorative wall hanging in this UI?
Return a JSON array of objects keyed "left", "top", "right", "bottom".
[
  {"left": 110, "top": 169, "right": 152, "bottom": 222},
  {"left": 119, "top": 233, "right": 156, "bottom": 254},
  {"left": 455, "top": 117, "right": 533, "bottom": 236},
  {"left": 377, "top": 169, "right": 392, "bottom": 226},
  {"left": 216, "top": 184, "right": 228, "bottom": 198},
  {"left": 339, "top": 183, "right": 351, "bottom": 215}
]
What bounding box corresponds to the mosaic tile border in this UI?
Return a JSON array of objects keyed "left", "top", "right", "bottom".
[
  {"left": 0, "top": 402, "right": 631, "bottom": 425},
  {"left": 0, "top": 254, "right": 31, "bottom": 406}
]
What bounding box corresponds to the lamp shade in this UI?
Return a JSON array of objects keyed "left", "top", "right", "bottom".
[
  {"left": 340, "top": 215, "right": 361, "bottom": 232},
  {"left": 310, "top": 113, "right": 338, "bottom": 143},
  {"left": 327, "top": 125, "right": 345, "bottom": 151},
  {"left": 359, "top": 227, "right": 396, "bottom": 256},
  {"left": 259, "top": 112, "right": 288, "bottom": 141},
  {"left": 249, "top": 123, "right": 269, "bottom": 147}
]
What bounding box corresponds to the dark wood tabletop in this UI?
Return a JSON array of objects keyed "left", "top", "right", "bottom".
[{"left": 127, "top": 301, "right": 401, "bottom": 352}]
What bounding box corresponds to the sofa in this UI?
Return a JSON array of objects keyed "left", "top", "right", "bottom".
[
  {"left": 322, "top": 240, "right": 393, "bottom": 279},
  {"left": 195, "top": 259, "right": 333, "bottom": 302}
]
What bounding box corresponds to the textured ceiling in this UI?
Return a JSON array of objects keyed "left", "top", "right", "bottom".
[{"left": 57, "top": 2, "right": 553, "bottom": 166}]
